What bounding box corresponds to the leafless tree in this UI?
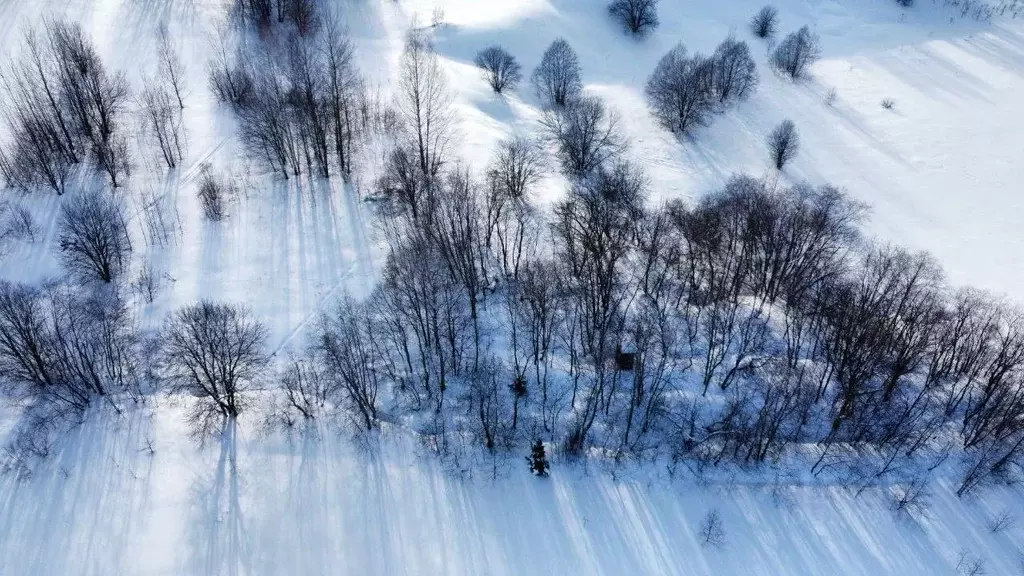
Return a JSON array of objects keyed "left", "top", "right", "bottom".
[
  {"left": 712, "top": 38, "right": 758, "bottom": 104},
  {"left": 608, "top": 0, "right": 660, "bottom": 36},
  {"left": 46, "top": 20, "right": 132, "bottom": 187},
  {"left": 237, "top": 55, "right": 302, "bottom": 177},
  {"left": 312, "top": 297, "right": 382, "bottom": 430},
  {"left": 208, "top": 42, "right": 253, "bottom": 108},
  {"left": 531, "top": 38, "right": 582, "bottom": 108},
  {"left": 321, "top": 18, "right": 361, "bottom": 176},
  {"left": 397, "top": 30, "right": 454, "bottom": 178},
  {"left": 699, "top": 509, "right": 726, "bottom": 547},
  {"left": 138, "top": 79, "right": 184, "bottom": 169},
  {"left": 554, "top": 161, "right": 644, "bottom": 453},
  {"left": 767, "top": 119, "right": 799, "bottom": 169},
  {"left": 57, "top": 190, "right": 131, "bottom": 283},
  {"left": 988, "top": 508, "right": 1016, "bottom": 533},
  {"left": 542, "top": 95, "right": 624, "bottom": 177},
  {"left": 771, "top": 26, "right": 821, "bottom": 80},
  {"left": 280, "top": 357, "right": 334, "bottom": 421},
  {"left": 156, "top": 25, "right": 186, "bottom": 109},
  {"left": 475, "top": 46, "right": 522, "bottom": 94},
  {"left": 0, "top": 281, "right": 140, "bottom": 414},
  {"left": 645, "top": 44, "right": 715, "bottom": 135},
  {"left": 750, "top": 6, "right": 779, "bottom": 39},
  {"left": 485, "top": 137, "right": 544, "bottom": 277},
  {"left": 196, "top": 163, "right": 228, "bottom": 221},
  {"left": 376, "top": 145, "right": 429, "bottom": 221},
  {"left": 159, "top": 302, "right": 269, "bottom": 424},
  {"left": 488, "top": 136, "right": 544, "bottom": 202}
]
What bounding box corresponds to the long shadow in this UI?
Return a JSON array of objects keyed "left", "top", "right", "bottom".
[{"left": 186, "top": 418, "right": 249, "bottom": 576}]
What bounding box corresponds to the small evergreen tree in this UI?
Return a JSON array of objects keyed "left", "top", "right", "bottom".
[{"left": 528, "top": 439, "right": 550, "bottom": 476}]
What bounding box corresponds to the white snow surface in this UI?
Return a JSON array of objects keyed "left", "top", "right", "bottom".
[{"left": 1, "top": 0, "right": 1024, "bottom": 573}]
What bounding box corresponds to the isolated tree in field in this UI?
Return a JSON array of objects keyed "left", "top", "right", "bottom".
[
  {"left": 532, "top": 38, "right": 582, "bottom": 108},
  {"left": 398, "top": 30, "right": 454, "bottom": 178},
  {"left": 57, "top": 191, "right": 131, "bottom": 283},
  {"left": 160, "top": 302, "right": 269, "bottom": 423},
  {"left": 767, "top": 119, "right": 799, "bottom": 169},
  {"left": 712, "top": 38, "right": 758, "bottom": 103},
  {"left": 542, "top": 95, "right": 624, "bottom": 176},
  {"left": 475, "top": 46, "right": 522, "bottom": 93},
  {"left": 645, "top": 44, "right": 715, "bottom": 134},
  {"left": 750, "top": 6, "right": 779, "bottom": 39},
  {"left": 771, "top": 26, "right": 821, "bottom": 80},
  {"left": 528, "top": 439, "right": 550, "bottom": 476},
  {"left": 609, "top": 0, "right": 660, "bottom": 36}
]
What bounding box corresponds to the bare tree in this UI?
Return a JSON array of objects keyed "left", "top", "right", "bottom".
[
  {"left": 542, "top": 95, "right": 624, "bottom": 177},
  {"left": 156, "top": 25, "right": 186, "bottom": 109},
  {"left": 311, "top": 297, "right": 381, "bottom": 430},
  {"left": 644, "top": 44, "right": 714, "bottom": 135},
  {"left": 608, "top": 0, "right": 660, "bottom": 36},
  {"left": 750, "top": 6, "right": 779, "bottom": 39},
  {"left": 699, "top": 509, "right": 726, "bottom": 547},
  {"left": 321, "top": 18, "right": 361, "bottom": 176},
  {"left": 475, "top": 46, "right": 522, "bottom": 94},
  {"left": 771, "top": 26, "right": 821, "bottom": 80},
  {"left": 531, "top": 38, "right": 582, "bottom": 108},
  {"left": 138, "top": 79, "right": 184, "bottom": 169},
  {"left": 554, "top": 161, "right": 645, "bottom": 453},
  {"left": 376, "top": 145, "right": 429, "bottom": 221},
  {"left": 280, "top": 357, "right": 334, "bottom": 421},
  {"left": 196, "top": 163, "right": 228, "bottom": 221},
  {"left": 485, "top": 138, "right": 543, "bottom": 277},
  {"left": 208, "top": 42, "right": 253, "bottom": 108},
  {"left": 397, "top": 30, "right": 454, "bottom": 178},
  {"left": 767, "top": 119, "right": 799, "bottom": 169},
  {"left": 46, "top": 20, "right": 132, "bottom": 187},
  {"left": 159, "top": 302, "right": 269, "bottom": 424},
  {"left": 488, "top": 136, "right": 544, "bottom": 202},
  {"left": 712, "top": 38, "right": 758, "bottom": 104},
  {"left": 0, "top": 281, "right": 140, "bottom": 414},
  {"left": 57, "top": 191, "right": 131, "bottom": 283}
]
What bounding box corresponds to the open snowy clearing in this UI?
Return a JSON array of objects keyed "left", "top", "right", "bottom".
[{"left": 1, "top": 0, "right": 1024, "bottom": 574}]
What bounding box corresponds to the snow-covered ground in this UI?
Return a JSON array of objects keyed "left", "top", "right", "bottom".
[{"left": 2, "top": 0, "right": 1024, "bottom": 573}]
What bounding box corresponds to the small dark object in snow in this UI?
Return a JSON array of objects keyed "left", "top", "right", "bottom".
[
  {"left": 527, "top": 439, "right": 550, "bottom": 476},
  {"left": 615, "top": 344, "right": 636, "bottom": 371}
]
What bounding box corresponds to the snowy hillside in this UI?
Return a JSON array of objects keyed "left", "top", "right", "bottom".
[{"left": 1, "top": 0, "right": 1024, "bottom": 574}]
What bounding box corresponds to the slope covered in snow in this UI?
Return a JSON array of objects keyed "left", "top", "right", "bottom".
[{"left": 1, "top": 0, "right": 1024, "bottom": 574}]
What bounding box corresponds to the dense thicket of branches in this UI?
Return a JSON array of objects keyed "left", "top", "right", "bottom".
[
  {"left": 213, "top": 17, "right": 364, "bottom": 179},
  {"left": 0, "top": 20, "right": 132, "bottom": 191},
  {"left": 0, "top": 282, "right": 141, "bottom": 413}
]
